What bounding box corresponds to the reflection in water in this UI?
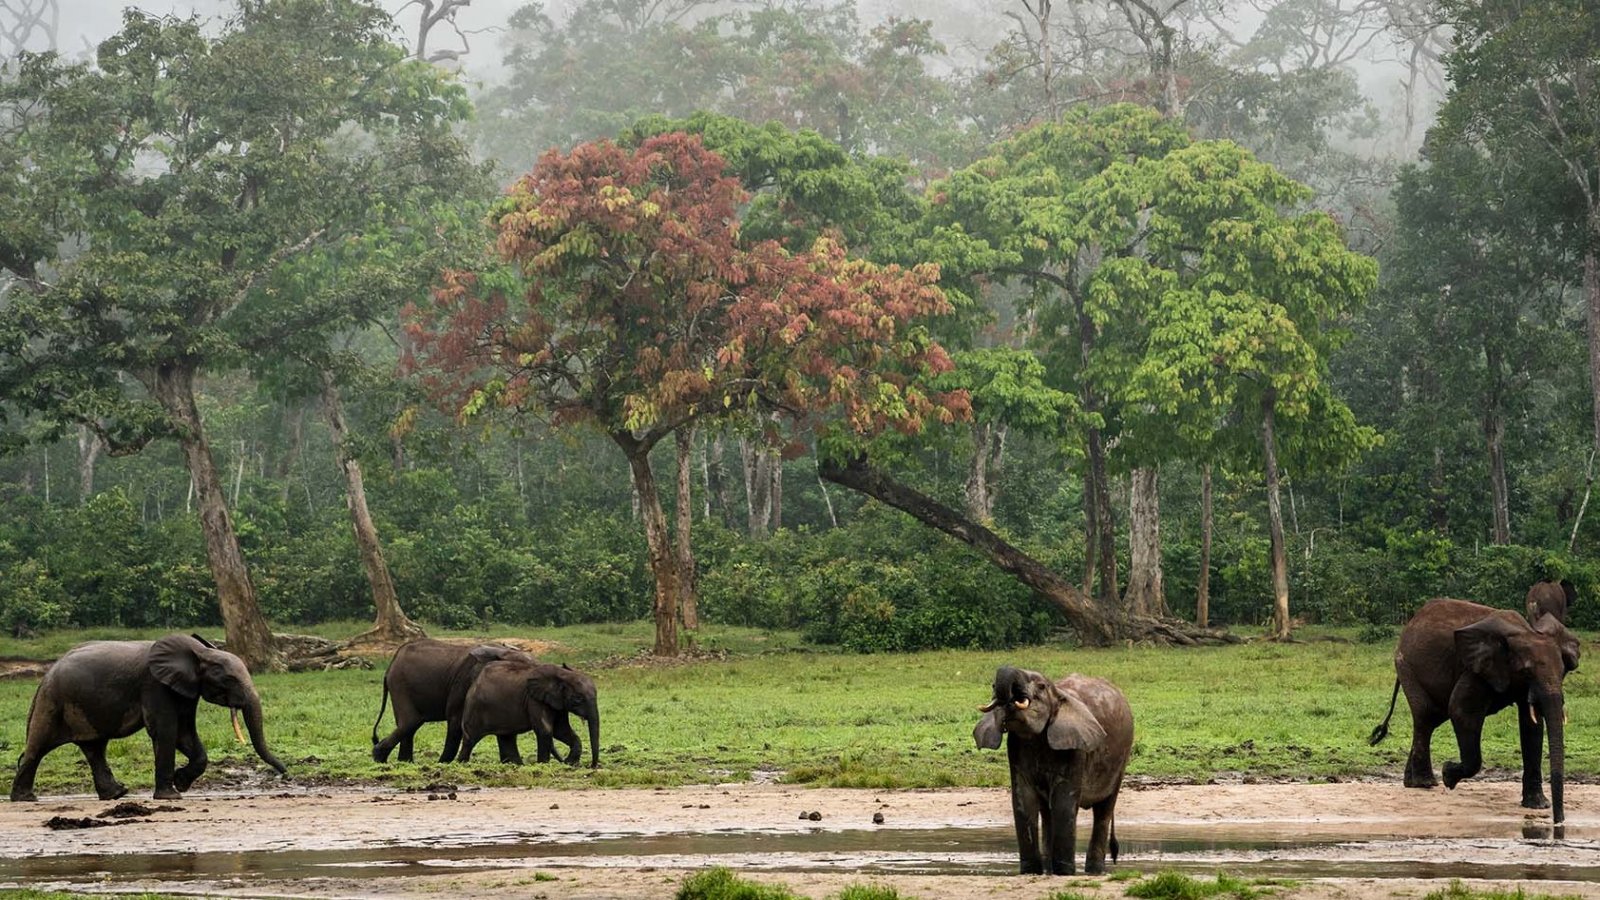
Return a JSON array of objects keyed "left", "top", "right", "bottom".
[{"left": 2, "top": 824, "right": 1596, "bottom": 886}]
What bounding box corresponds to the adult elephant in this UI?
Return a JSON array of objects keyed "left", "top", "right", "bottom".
[
  {"left": 1527, "top": 579, "right": 1577, "bottom": 625},
  {"left": 1370, "top": 598, "right": 1579, "bottom": 823},
  {"left": 458, "top": 660, "right": 600, "bottom": 769},
  {"left": 973, "top": 665, "right": 1134, "bottom": 875},
  {"left": 371, "top": 639, "right": 540, "bottom": 764},
  {"left": 10, "top": 634, "right": 288, "bottom": 802}
]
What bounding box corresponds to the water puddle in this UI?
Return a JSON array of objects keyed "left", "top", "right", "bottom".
[{"left": 3, "top": 824, "right": 1597, "bottom": 886}]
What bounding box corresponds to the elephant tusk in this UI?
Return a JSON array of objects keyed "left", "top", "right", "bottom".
[
  {"left": 1530, "top": 706, "right": 1540, "bottom": 726},
  {"left": 231, "top": 708, "right": 246, "bottom": 744},
  {"left": 1013, "top": 698, "right": 1030, "bottom": 710},
  {"left": 978, "top": 700, "right": 1000, "bottom": 712}
]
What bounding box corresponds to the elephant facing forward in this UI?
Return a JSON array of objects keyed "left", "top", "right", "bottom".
[
  {"left": 1370, "top": 598, "right": 1579, "bottom": 823},
  {"left": 974, "top": 665, "right": 1134, "bottom": 875},
  {"left": 11, "top": 634, "right": 288, "bottom": 802},
  {"left": 371, "top": 639, "right": 538, "bottom": 764},
  {"left": 458, "top": 660, "right": 600, "bottom": 769}
]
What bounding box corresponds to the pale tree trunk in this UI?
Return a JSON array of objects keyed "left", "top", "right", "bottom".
[
  {"left": 674, "top": 426, "right": 699, "bottom": 632},
  {"left": 1574, "top": 249, "right": 1600, "bottom": 552},
  {"left": 741, "top": 438, "right": 773, "bottom": 538},
  {"left": 77, "top": 425, "right": 103, "bottom": 503},
  {"left": 1082, "top": 465, "right": 1098, "bottom": 598},
  {"left": 817, "top": 469, "right": 839, "bottom": 528},
  {"left": 1263, "top": 389, "right": 1292, "bottom": 640},
  {"left": 1197, "top": 464, "right": 1212, "bottom": 629},
  {"left": 151, "top": 363, "right": 281, "bottom": 672},
  {"left": 1125, "top": 467, "right": 1166, "bottom": 618},
  {"left": 321, "top": 371, "right": 424, "bottom": 644},
  {"left": 621, "top": 437, "right": 681, "bottom": 657},
  {"left": 768, "top": 447, "right": 783, "bottom": 531},
  {"left": 965, "top": 422, "right": 1008, "bottom": 523},
  {"left": 705, "top": 432, "right": 734, "bottom": 526},
  {"left": 1087, "top": 427, "right": 1118, "bottom": 606},
  {"left": 1486, "top": 406, "right": 1511, "bottom": 545},
  {"left": 276, "top": 404, "right": 305, "bottom": 508},
  {"left": 1430, "top": 444, "right": 1449, "bottom": 533}
]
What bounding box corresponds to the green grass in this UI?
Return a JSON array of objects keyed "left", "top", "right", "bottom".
[
  {"left": 1123, "top": 871, "right": 1290, "bottom": 900},
  {"left": 1, "top": 622, "right": 1595, "bottom": 795},
  {"left": 1421, "top": 881, "right": 1582, "bottom": 900},
  {"left": 676, "top": 868, "right": 803, "bottom": 900}
]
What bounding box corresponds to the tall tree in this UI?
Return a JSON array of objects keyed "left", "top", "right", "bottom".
[{"left": 0, "top": 0, "right": 473, "bottom": 669}]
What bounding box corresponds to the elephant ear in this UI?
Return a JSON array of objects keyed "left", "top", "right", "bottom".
[
  {"left": 1455, "top": 615, "right": 1524, "bottom": 693},
  {"left": 469, "top": 645, "right": 514, "bottom": 664},
  {"left": 148, "top": 635, "right": 202, "bottom": 699},
  {"left": 1046, "top": 689, "right": 1107, "bottom": 752},
  {"left": 527, "top": 670, "right": 574, "bottom": 711},
  {"left": 973, "top": 709, "right": 1003, "bottom": 750},
  {"left": 190, "top": 633, "right": 217, "bottom": 649},
  {"left": 1533, "top": 613, "right": 1581, "bottom": 673}
]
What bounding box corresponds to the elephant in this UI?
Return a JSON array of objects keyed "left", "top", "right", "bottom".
[
  {"left": 457, "top": 659, "right": 600, "bottom": 769},
  {"left": 973, "top": 665, "right": 1134, "bottom": 876},
  {"left": 371, "top": 638, "right": 543, "bottom": 764},
  {"left": 10, "top": 634, "right": 288, "bottom": 802},
  {"left": 1527, "top": 579, "right": 1576, "bottom": 625},
  {"left": 1369, "top": 598, "right": 1579, "bottom": 823}
]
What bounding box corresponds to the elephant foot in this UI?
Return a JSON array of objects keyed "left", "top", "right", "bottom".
[
  {"left": 9, "top": 791, "right": 36, "bottom": 803},
  {"left": 173, "top": 774, "right": 195, "bottom": 793},
  {"left": 1522, "top": 793, "right": 1551, "bottom": 810},
  {"left": 95, "top": 783, "right": 128, "bottom": 801},
  {"left": 1442, "top": 762, "right": 1466, "bottom": 790},
  {"left": 152, "top": 786, "right": 183, "bottom": 801},
  {"left": 1084, "top": 860, "right": 1106, "bottom": 876},
  {"left": 1403, "top": 773, "right": 1437, "bottom": 789},
  {"left": 1018, "top": 861, "right": 1045, "bottom": 876},
  {"left": 371, "top": 746, "right": 389, "bottom": 763}
]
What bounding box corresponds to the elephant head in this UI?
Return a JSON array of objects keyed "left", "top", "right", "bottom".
[
  {"left": 533, "top": 665, "right": 600, "bottom": 769},
  {"left": 148, "top": 635, "right": 289, "bottom": 777},
  {"left": 1455, "top": 613, "right": 1578, "bottom": 822},
  {"left": 974, "top": 666, "right": 1106, "bottom": 752}
]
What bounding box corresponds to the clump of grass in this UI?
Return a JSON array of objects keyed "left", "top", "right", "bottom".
[
  {"left": 833, "top": 886, "right": 913, "bottom": 900},
  {"left": 1124, "top": 870, "right": 1281, "bottom": 900},
  {"left": 675, "top": 867, "right": 803, "bottom": 900},
  {"left": 1047, "top": 890, "right": 1097, "bottom": 900},
  {"left": 1422, "top": 880, "right": 1581, "bottom": 900}
]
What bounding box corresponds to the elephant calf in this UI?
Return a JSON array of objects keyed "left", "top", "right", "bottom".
[
  {"left": 1527, "top": 579, "right": 1577, "bottom": 625},
  {"left": 974, "top": 665, "right": 1134, "bottom": 875},
  {"left": 371, "top": 639, "right": 539, "bottom": 764},
  {"left": 11, "top": 634, "right": 288, "bottom": 802},
  {"left": 458, "top": 660, "right": 600, "bottom": 769}
]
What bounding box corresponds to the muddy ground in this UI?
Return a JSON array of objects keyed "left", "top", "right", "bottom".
[{"left": 0, "top": 780, "right": 1595, "bottom": 899}]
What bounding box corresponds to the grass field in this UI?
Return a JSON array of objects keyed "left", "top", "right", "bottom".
[{"left": 0, "top": 621, "right": 1594, "bottom": 796}]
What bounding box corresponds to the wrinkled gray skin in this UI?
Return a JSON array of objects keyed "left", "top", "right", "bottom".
[
  {"left": 371, "top": 639, "right": 545, "bottom": 764},
  {"left": 10, "top": 634, "right": 287, "bottom": 802},
  {"left": 458, "top": 660, "right": 600, "bottom": 769},
  {"left": 1526, "top": 580, "right": 1577, "bottom": 625},
  {"left": 1370, "top": 598, "right": 1579, "bottom": 823},
  {"left": 974, "top": 666, "right": 1134, "bottom": 875}
]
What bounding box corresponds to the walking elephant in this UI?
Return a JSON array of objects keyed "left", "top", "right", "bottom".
[
  {"left": 1527, "top": 579, "right": 1577, "bottom": 625},
  {"left": 1370, "top": 598, "right": 1579, "bottom": 823},
  {"left": 458, "top": 660, "right": 600, "bottom": 769},
  {"left": 973, "top": 665, "right": 1134, "bottom": 875},
  {"left": 371, "top": 639, "right": 539, "bottom": 764},
  {"left": 10, "top": 634, "right": 288, "bottom": 802}
]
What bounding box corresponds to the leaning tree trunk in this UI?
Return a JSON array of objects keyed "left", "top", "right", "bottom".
[
  {"left": 820, "top": 455, "right": 1240, "bottom": 647},
  {"left": 674, "top": 426, "right": 700, "bottom": 631},
  {"left": 151, "top": 363, "right": 281, "bottom": 672},
  {"left": 1197, "top": 464, "right": 1213, "bottom": 629},
  {"left": 77, "top": 425, "right": 103, "bottom": 503},
  {"left": 620, "top": 435, "right": 682, "bottom": 657},
  {"left": 1125, "top": 466, "right": 1167, "bottom": 618},
  {"left": 1262, "top": 389, "right": 1292, "bottom": 641},
  {"left": 321, "top": 371, "right": 424, "bottom": 645}
]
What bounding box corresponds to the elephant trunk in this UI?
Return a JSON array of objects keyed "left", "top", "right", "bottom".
[
  {"left": 586, "top": 703, "right": 600, "bottom": 769},
  {"left": 242, "top": 698, "right": 288, "bottom": 777},
  {"left": 1546, "top": 697, "right": 1565, "bottom": 825}
]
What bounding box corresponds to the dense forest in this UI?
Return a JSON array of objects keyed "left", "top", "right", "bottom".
[{"left": 2, "top": 0, "right": 1596, "bottom": 669}]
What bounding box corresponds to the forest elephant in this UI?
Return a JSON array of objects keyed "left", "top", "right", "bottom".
[
  {"left": 973, "top": 665, "right": 1134, "bottom": 875},
  {"left": 1370, "top": 598, "right": 1579, "bottom": 823},
  {"left": 1526, "top": 579, "right": 1577, "bottom": 625},
  {"left": 457, "top": 659, "right": 600, "bottom": 769},
  {"left": 371, "top": 639, "right": 541, "bottom": 764},
  {"left": 10, "top": 634, "right": 288, "bottom": 802}
]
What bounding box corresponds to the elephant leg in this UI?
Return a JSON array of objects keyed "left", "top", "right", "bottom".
[
  {"left": 148, "top": 727, "right": 182, "bottom": 800},
  {"left": 1009, "top": 782, "right": 1045, "bottom": 875},
  {"left": 457, "top": 731, "right": 486, "bottom": 764},
  {"left": 76, "top": 739, "right": 128, "bottom": 801},
  {"left": 535, "top": 729, "right": 554, "bottom": 764},
  {"left": 439, "top": 721, "right": 464, "bottom": 764},
  {"left": 374, "top": 718, "right": 424, "bottom": 764},
  {"left": 1403, "top": 698, "right": 1444, "bottom": 789},
  {"left": 1085, "top": 792, "right": 1118, "bottom": 874},
  {"left": 1046, "top": 783, "right": 1081, "bottom": 876},
  {"left": 496, "top": 735, "right": 523, "bottom": 765},
  {"left": 1517, "top": 702, "right": 1549, "bottom": 809},
  {"left": 549, "top": 715, "right": 582, "bottom": 767},
  {"left": 173, "top": 721, "right": 208, "bottom": 793},
  {"left": 1443, "top": 680, "right": 1492, "bottom": 789},
  {"left": 10, "top": 731, "right": 64, "bottom": 802}
]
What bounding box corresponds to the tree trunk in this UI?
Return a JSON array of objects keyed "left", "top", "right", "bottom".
[
  {"left": 77, "top": 425, "right": 103, "bottom": 503},
  {"left": 741, "top": 438, "right": 774, "bottom": 538},
  {"left": 1430, "top": 444, "right": 1449, "bottom": 533},
  {"left": 706, "top": 432, "right": 734, "bottom": 526},
  {"left": 1486, "top": 404, "right": 1511, "bottom": 545},
  {"left": 966, "top": 422, "right": 995, "bottom": 522},
  {"left": 1576, "top": 249, "right": 1600, "bottom": 553},
  {"left": 151, "top": 363, "right": 281, "bottom": 672},
  {"left": 768, "top": 446, "right": 783, "bottom": 531},
  {"left": 1087, "top": 427, "right": 1118, "bottom": 605},
  {"left": 674, "top": 426, "right": 699, "bottom": 631},
  {"left": 1263, "top": 389, "right": 1292, "bottom": 640},
  {"left": 321, "top": 371, "right": 424, "bottom": 644},
  {"left": 820, "top": 455, "right": 1240, "bottom": 647},
  {"left": 1125, "top": 466, "right": 1166, "bottom": 618},
  {"left": 1082, "top": 463, "right": 1098, "bottom": 597},
  {"left": 621, "top": 437, "right": 681, "bottom": 657},
  {"left": 1197, "top": 464, "right": 1212, "bottom": 629},
  {"left": 276, "top": 403, "right": 305, "bottom": 508}
]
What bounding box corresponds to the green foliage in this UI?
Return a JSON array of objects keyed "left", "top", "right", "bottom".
[
  {"left": 1422, "top": 880, "right": 1581, "bottom": 900},
  {"left": 831, "top": 886, "right": 912, "bottom": 900},
  {"left": 1125, "top": 871, "right": 1287, "bottom": 900},
  {"left": 675, "top": 868, "right": 802, "bottom": 900}
]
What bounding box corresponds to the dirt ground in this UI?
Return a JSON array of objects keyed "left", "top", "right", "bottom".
[{"left": 0, "top": 780, "right": 1595, "bottom": 899}]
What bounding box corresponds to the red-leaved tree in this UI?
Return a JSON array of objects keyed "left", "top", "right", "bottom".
[{"left": 407, "top": 133, "right": 966, "bottom": 656}]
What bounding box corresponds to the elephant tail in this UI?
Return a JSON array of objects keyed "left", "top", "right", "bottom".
[
  {"left": 371, "top": 677, "right": 391, "bottom": 748},
  {"left": 1368, "top": 677, "right": 1400, "bottom": 746},
  {"left": 1110, "top": 823, "right": 1119, "bottom": 863}
]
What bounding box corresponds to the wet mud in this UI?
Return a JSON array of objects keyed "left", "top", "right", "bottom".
[{"left": 1, "top": 782, "right": 1596, "bottom": 899}]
